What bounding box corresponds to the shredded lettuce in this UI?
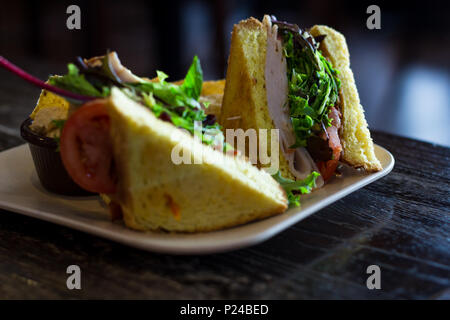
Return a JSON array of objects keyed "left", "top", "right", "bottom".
[
  {"left": 272, "top": 171, "right": 319, "bottom": 207},
  {"left": 276, "top": 26, "right": 341, "bottom": 148}
]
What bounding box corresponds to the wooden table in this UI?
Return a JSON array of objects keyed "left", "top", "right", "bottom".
[{"left": 0, "top": 66, "right": 449, "bottom": 299}]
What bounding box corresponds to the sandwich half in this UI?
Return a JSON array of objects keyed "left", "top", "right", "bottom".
[
  {"left": 106, "top": 88, "right": 287, "bottom": 232},
  {"left": 220, "top": 15, "right": 382, "bottom": 187}
]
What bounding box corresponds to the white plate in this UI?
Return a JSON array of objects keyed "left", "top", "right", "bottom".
[{"left": 0, "top": 144, "right": 394, "bottom": 255}]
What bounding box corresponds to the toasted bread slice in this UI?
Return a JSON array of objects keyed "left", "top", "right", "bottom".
[
  {"left": 201, "top": 79, "right": 225, "bottom": 96},
  {"left": 310, "top": 25, "right": 382, "bottom": 171},
  {"left": 107, "top": 88, "right": 287, "bottom": 233},
  {"left": 219, "top": 17, "right": 295, "bottom": 180},
  {"left": 199, "top": 79, "right": 225, "bottom": 117}
]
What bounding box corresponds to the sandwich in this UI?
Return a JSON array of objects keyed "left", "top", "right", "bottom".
[
  {"left": 105, "top": 87, "right": 287, "bottom": 232},
  {"left": 6, "top": 52, "right": 290, "bottom": 232},
  {"left": 220, "top": 15, "right": 382, "bottom": 191}
]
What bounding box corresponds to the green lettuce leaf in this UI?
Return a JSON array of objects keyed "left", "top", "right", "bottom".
[
  {"left": 48, "top": 64, "right": 106, "bottom": 98},
  {"left": 156, "top": 70, "right": 169, "bottom": 83},
  {"left": 272, "top": 171, "right": 320, "bottom": 207},
  {"left": 181, "top": 55, "right": 203, "bottom": 100}
]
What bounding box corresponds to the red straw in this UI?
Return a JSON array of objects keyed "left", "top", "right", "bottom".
[{"left": 0, "top": 56, "right": 95, "bottom": 102}]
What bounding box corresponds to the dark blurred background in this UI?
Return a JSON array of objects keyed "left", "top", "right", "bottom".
[{"left": 1, "top": 0, "right": 449, "bottom": 146}]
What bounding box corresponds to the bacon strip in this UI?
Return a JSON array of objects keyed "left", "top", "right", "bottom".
[
  {"left": 316, "top": 106, "right": 342, "bottom": 181},
  {"left": 326, "top": 106, "right": 342, "bottom": 161}
]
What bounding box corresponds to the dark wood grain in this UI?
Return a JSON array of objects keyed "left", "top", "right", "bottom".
[{"left": 0, "top": 65, "right": 449, "bottom": 299}]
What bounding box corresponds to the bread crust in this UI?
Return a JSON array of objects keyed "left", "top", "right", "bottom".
[
  {"left": 310, "top": 25, "right": 382, "bottom": 171},
  {"left": 220, "top": 17, "right": 295, "bottom": 180}
]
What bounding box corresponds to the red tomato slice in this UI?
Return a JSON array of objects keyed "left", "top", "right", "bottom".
[
  {"left": 60, "top": 100, "right": 116, "bottom": 193},
  {"left": 317, "top": 159, "right": 339, "bottom": 182}
]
